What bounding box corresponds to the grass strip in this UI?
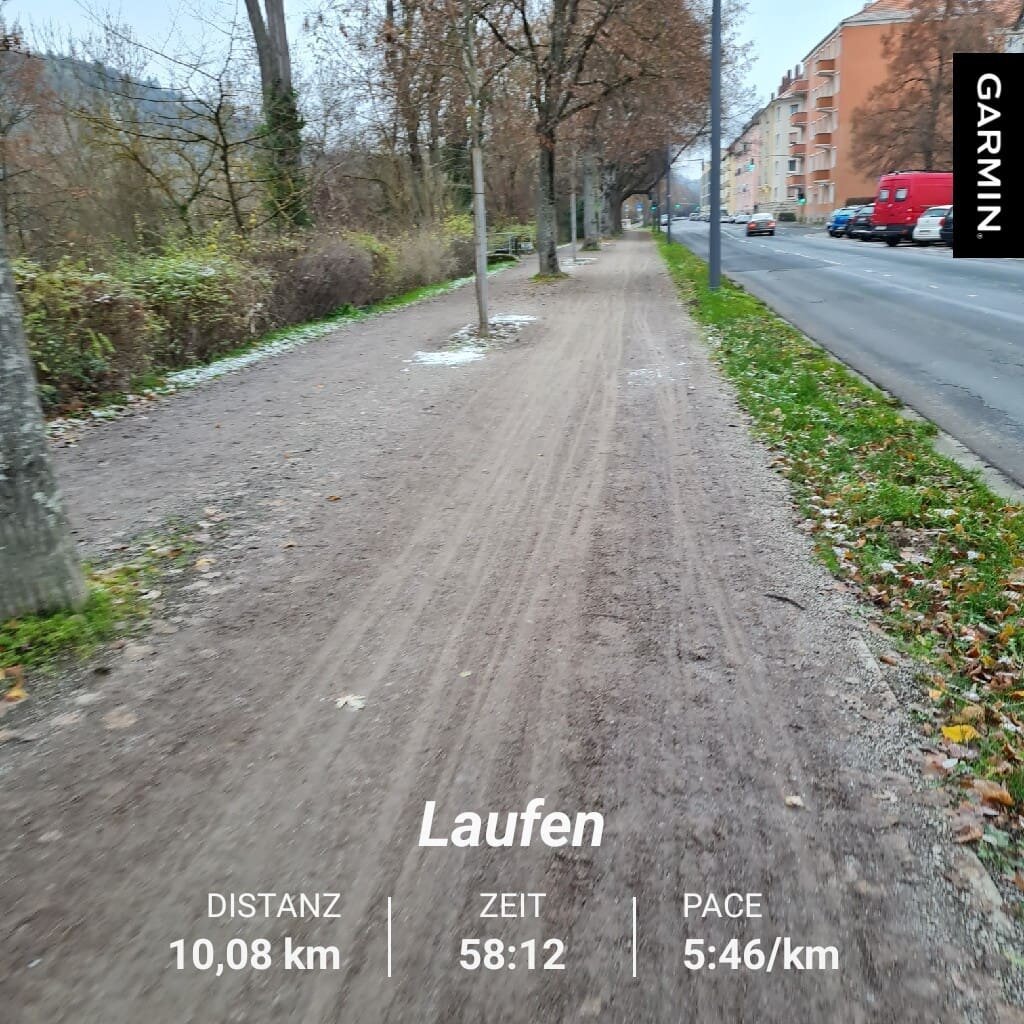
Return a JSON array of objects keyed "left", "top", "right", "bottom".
[
  {"left": 0, "top": 523, "right": 205, "bottom": 675},
  {"left": 657, "top": 233, "right": 1024, "bottom": 865}
]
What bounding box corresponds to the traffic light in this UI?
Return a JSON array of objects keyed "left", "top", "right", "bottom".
[{"left": 797, "top": 190, "right": 806, "bottom": 205}]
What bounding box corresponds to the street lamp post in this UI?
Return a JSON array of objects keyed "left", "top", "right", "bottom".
[
  {"left": 665, "top": 147, "right": 672, "bottom": 245},
  {"left": 709, "top": 0, "right": 722, "bottom": 290}
]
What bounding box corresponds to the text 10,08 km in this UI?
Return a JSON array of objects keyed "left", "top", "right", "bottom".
[{"left": 683, "top": 937, "right": 839, "bottom": 972}]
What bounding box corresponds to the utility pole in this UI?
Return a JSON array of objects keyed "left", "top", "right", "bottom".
[
  {"left": 665, "top": 146, "right": 672, "bottom": 245},
  {"left": 709, "top": 0, "right": 722, "bottom": 290}
]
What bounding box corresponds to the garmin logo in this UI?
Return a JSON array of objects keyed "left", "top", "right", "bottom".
[
  {"left": 953, "top": 52, "right": 1022, "bottom": 258},
  {"left": 975, "top": 72, "right": 1002, "bottom": 233}
]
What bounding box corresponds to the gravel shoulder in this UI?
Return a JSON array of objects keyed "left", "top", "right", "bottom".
[{"left": 1, "top": 235, "right": 1020, "bottom": 1022}]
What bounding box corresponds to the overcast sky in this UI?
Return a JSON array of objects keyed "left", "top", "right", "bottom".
[{"left": 8, "top": 0, "right": 869, "bottom": 118}]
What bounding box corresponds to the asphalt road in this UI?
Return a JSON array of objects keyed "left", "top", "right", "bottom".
[{"left": 670, "top": 220, "right": 1024, "bottom": 486}]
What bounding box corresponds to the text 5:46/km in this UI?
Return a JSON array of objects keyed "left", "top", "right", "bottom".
[{"left": 683, "top": 937, "right": 839, "bottom": 972}]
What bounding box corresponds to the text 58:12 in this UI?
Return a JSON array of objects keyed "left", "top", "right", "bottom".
[{"left": 459, "top": 938, "right": 565, "bottom": 971}]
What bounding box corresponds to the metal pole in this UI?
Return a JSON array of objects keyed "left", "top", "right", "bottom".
[
  {"left": 709, "top": 0, "right": 722, "bottom": 290},
  {"left": 665, "top": 146, "right": 672, "bottom": 244},
  {"left": 570, "top": 149, "right": 578, "bottom": 262}
]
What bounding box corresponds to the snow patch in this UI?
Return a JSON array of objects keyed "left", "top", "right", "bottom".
[{"left": 408, "top": 347, "right": 487, "bottom": 366}]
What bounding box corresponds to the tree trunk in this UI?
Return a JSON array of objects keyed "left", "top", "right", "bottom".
[
  {"left": 582, "top": 151, "right": 600, "bottom": 250},
  {"left": 604, "top": 183, "right": 624, "bottom": 237},
  {"left": 244, "top": 0, "right": 308, "bottom": 228},
  {"left": 535, "top": 132, "right": 560, "bottom": 275},
  {"left": 0, "top": 217, "right": 86, "bottom": 619}
]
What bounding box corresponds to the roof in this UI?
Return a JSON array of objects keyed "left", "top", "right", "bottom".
[{"left": 842, "top": 0, "right": 916, "bottom": 28}]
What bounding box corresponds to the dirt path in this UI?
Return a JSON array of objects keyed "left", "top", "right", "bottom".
[{"left": 2, "top": 235, "right": 1017, "bottom": 1022}]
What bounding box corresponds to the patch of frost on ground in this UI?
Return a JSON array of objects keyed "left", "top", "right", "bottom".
[{"left": 408, "top": 347, "right": 487, "bottom": 366}]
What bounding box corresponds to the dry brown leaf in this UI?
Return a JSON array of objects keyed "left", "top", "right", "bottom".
[
  {"left": 973, "top": 779, "right": 1014, "bottom": 807},
  {"left": 327, "top": 495, "right": 341, "bottom": 502},
  {"left": 951, "top": 704, "right": 985, "bottom": 725},
  {"left": 952, "top": 823, "right": 983, "bottom": 843}
]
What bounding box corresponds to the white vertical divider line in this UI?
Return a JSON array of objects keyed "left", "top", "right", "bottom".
[
  {"left": 387, "top": 897, "right": 393, "bottom": 978},
  {"left": 632, "top": 897, "right": 638, "bottom": 978}
]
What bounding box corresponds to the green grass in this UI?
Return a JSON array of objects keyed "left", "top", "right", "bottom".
[
  {"left": 0, "top": 525, "right": 200, "bottom": 675},
  {"left": 657, "top": 233, "right": 1024, "bottom": 855}
]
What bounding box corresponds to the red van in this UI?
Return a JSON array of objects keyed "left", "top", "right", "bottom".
[{"left": 872, "top": 171, "right": 953, "bottom": 246}]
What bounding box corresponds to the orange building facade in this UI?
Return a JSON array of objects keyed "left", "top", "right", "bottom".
[{"left": 799, "top": 1, "right": 921, "bottom": 220}]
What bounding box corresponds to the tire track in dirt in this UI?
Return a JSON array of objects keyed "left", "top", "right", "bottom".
[{"left": 2, "top": 238, "right": 1014, "bottom": 1024}]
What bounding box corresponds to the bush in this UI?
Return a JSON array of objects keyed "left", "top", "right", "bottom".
[
  {"left": 15, "top": 225, "right": 478, "bottom": 413},
  {"left": 778, "top": 211, "right": 797, "bottom": 222},
  {"left": 258, "top": 235, "right": 376, "bottom": 325},
  {"left": 120, "top": 244, "right": 269, "bottom": 366},
  {"left": 391, "top": 229, "right": 457, "bottom": 293},
  {"left": 14, "top": 258, "right": 161, "bottom": 412}
]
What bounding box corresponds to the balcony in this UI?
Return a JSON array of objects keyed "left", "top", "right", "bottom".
[
  {"left": 811, "top": 168, "right": 833, "bottom": 182},
  {"left": 815, "top": 94, "right": 835, "bottom": 110},
  {"left": 790, "top": 111, "right": 809, "bottom": 126},
  {"left": 789, "top": 78, "right": 809, "bottom": 94},
  {"left": 789, "top": 141, "right": 806, "bottom": 157},
  {"left": 813, "top": 132, "right": 833, "bottom": 147},
  {"left": 786, "top": 173, "right": 806, "bottom": 188},
  {"left": 815, "top": 58, "right": 836, "bottom": 75}
]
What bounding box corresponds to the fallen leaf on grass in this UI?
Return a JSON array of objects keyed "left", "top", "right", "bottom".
[
  {"left": 953, "top": 823, "right": 983, "bottom": 843},
  {"left": 194, "top": 557, "right": 215, "bottom": 571},
  {"left": 950, "top": 704, "right": 984, "bottom": 725},
  {"left": 327, "top": 495, "right": 341, "bottom": 502},
  {"left": 336, "top": 694, "right": 366, "bottom": 711},
  {"left": 972, "top": 779, "right": 1014, "bottom": 807},
  {"left": 784, "top": 795, "right": 805, "bottom": 809},
  {"left": 1, "top": 665, "right": 27, "bottom": 702},
  {"left": 942, "top": 725, "right": 980, "bottom": 743}
]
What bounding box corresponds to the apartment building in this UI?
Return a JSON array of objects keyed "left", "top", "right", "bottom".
[
  {"left": 767, "top": 69, "right": 810, "bottom": 216},
  {"left": 1008, "top": 1, "right": 1024, "bottom": 49}
]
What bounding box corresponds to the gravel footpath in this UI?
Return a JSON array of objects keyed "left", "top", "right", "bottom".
[{"left": 1, "top": 234, "right": 1021, "bottom": 1023}]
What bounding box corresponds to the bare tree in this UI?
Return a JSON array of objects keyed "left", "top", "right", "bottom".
[{"left": 851, "top": 0, "right": 1007, "bottom": 175}]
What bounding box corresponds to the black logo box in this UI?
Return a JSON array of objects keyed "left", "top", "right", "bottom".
[{"left": 953, "top": 52, "right": 1023, "bottom": 259}]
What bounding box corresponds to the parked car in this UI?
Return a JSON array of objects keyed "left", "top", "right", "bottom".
[
  {"left": 845, "top": 205, "right": 878, "bottom": 240},
  {"left": 940, "top": 206, "right": 954, "bottom": 246},
  {"left": 689, "top": 211, "right": 702, "bottom": 221},
  {"left": 826, "top": 207, "right": 857, "bottom": 236},
  {"left": 873, "top": 171, "right": 953, "bottom": 246},
  {"left": 912, "top": 205, "right": 951, "bottom": 245},
  {"left": 660, "top": 213, "right": 669, "bottom": 226},
  {"left": 732, "top": 212, "right": 750, "bottom": 223},
  {"left": 745, "top": 212, "right": 776, "bottom": 237}
]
